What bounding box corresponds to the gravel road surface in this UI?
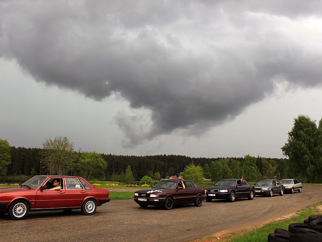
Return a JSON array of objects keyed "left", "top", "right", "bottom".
[{"left": 0, "top": 185, "right": 321, "bottom": 242}]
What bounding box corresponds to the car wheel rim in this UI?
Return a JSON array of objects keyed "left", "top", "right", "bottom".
[
  {"left": 166, "top": 199, "right": 173, "bottom": 208},
  {"left": 13, "top": 203, "right": 27, "bottom": 218},
  {"left": 85, "top": 201, "right": 95, "bottom": 213}
]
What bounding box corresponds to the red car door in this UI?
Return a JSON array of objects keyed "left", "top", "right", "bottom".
[
  {"left": 35, "top": 178, "right": 66, "bottom": 208},
  {"left": 64, "top": 178, "right": 88, "bottom": 207}
]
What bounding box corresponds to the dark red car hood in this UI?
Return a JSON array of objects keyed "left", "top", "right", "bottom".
[
  {"left": 135, "top": 188, "right": 167, "bottom": 194},
  {"left": 0, "top": 187, "right": 30, "bottom": 194}
]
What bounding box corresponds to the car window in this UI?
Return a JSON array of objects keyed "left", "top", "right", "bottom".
[
  {"left": 242, "top": 180, "right": 248, "bottom": 186},
  {"left": 80, "top": 179, "right": 92, "bottom": 189},
  {"left": 65, "top": 178, "right": 83, "bottom": 190},
  {"left": 153, "top": 180, "right": 177, "bottom": 189},
  {"left": 215, "top": 180, "right": 236, "bottom": 186},
  {"left": 43, "top": 178, "right": 63, "bottom": 190},
  {"left": 177, "top": 181, "right": 186, "bottom": 189},
  {"left": 185, "top": 181, "right": 196, "bottom": 189}
]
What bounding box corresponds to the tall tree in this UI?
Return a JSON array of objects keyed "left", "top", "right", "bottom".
[
  {"left": 229, "top": 159, "right": 242, "bottom": 179},
  {"left": 183, "top": 163, "right": 204, "bottom": 185},
  {"left": 282, "top": 116, "right": 321, "bottom": 182},
  {"left": 79, "top": 152, "right": 107, "bottom": 180},
  {"left": 242, "top": 155, "right": 261, "bottom": 181},
  {"left": 210, "top": 161, "right": 223, "bottom": 182},
  {"left": 42, "top": 136, "right": 77, "bottom": 175},
  {"left": 0, "top": 139, "right": 11, "bottom": 176},
  {"left": 203, "top": 164, "right": 211, "bottom": 179},
  {"left": 124, "top": 165, "right": 135, "bottom": 184}
]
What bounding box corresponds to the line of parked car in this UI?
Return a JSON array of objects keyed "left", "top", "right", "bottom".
[
  {"left": 134, "top": 178, "right": 303, "bottom": 209},
  {"left": 0, "top": 175, "right": 303, "bottom": 220}
]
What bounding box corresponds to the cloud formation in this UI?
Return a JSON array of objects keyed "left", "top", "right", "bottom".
[{"left": 1, "top": 0, "right": 322, "bottom": 146}]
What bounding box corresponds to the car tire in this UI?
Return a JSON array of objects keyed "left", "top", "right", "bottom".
[
  {"left": 298, "top": 188, "right": 302, "bottom": 193},
  {"left": 8, "top": 200, "right": 29, "bottom": 220},
  {"left": 274, "top": 228, "right": 291, "bottom": 237},
  {"left": 290, "top": 234, "right": 322, "bottom": 241},
  {"left": 288, "top": 223, "right": 320, "bottom": 234},
  {"left": 268, "top": 232, "right": 291, "bottom": 242},
  {"left": 308, "top": 215, "right": 322, "bottom": 223},
  {"left": 206, "top": 197, "right": 212, "bottom": 202},
  {"left": 229, "top": 191, "right": 236, "bottom": 202},
  {"left": 81, "top": 199, "right": 97, "bottom": 215},
  {"left": 194, "top": 195, "right": 203, "bottom": 206},
  {"left": 248, "top": 190, "right": 254, "bottom": 200},
  {"left": 164, "top": 197, "right": 174, "bottom": 210},
  {"left": 291, "top": 188, "right": 294, "bottom": 194},
  {"left": 268, "top": 190, "right": 273, "bottom": 197},
  {"left": 280, "top": 189, "right": 283, "bottom": 196},
  {"left": 139, "top": 204, "right": 148, "bottom": 208},
  {"left": 309, "top": 218, "right": 322, "bottom": 232}
]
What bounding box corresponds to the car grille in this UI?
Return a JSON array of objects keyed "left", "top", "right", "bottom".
[
  {"left": 138, "top": 193, "right": 150, "bottom": 197},
  {"left": 207, "top": 189, "right": 219, "bottom": 193}
]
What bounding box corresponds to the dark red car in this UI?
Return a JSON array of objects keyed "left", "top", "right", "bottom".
[
  {"left": 0, "top": 175, "right": 110, "bottom": 220},
  {"left": 134, "top": 179, "right": 206, "bottom": 209}
]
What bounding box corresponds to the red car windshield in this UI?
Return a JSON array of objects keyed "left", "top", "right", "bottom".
[{"left": 21, "top": 175, "right": 48, "bottom": 189}]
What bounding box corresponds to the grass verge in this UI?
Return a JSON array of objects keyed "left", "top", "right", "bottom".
[
  {"left": 109, "top": 191, "right": 134, "bottom": 200},
  {"left": 217, "top": 201, "right": 322, "bottom": 241}
]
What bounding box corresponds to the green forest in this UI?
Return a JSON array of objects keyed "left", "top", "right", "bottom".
[
  {"left": 0, "top": 115, "right": 321, "bottom": 183},
  {"left": 4, "top": 146, "right": 287, "bottom": 182}
]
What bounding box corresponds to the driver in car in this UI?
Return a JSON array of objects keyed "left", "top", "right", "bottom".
[{"left": 50, "top": 179, "right": 62, "bottom": 190}]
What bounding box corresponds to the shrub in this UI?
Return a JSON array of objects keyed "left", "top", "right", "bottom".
[{"left": 140, "top": 176, "right": 153, "bottom": 186}]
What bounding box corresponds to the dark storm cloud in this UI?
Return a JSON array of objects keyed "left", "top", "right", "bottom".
[{"left": 1, "top": 0, "right": 322, "bottom": 145}]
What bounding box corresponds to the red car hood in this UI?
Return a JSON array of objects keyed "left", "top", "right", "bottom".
[{"left": 0, "top": 187, "right": 30, "bottom": 194}]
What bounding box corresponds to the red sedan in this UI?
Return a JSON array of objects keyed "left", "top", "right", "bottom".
[{"left": 0, "top": 175, "right": 110, "bottom": 220}]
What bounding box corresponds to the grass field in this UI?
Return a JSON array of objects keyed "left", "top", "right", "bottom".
[{"left": 109, "top": 191, "right": 134, "bottom": 200}]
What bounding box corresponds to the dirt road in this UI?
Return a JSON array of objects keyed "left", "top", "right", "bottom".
[{"left": 0, "top": 185, "right": 321, "bottom": 242}]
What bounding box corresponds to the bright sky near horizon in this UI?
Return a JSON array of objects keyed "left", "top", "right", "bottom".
[{"left": 1, "top": 0, "right": 322, "bottom": 158}]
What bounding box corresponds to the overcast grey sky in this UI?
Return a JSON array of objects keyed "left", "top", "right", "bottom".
[{"left": 1, "top": 0, "right": 321, "bottom": 158}]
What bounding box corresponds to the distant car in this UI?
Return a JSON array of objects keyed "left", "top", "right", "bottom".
[
  {"left": 280, "top": 179, "right": 303, "bottom": 193},
  {"left": 254, "top": 179, "right": 284, "bottom": 197},
  {"left": 133, "top": 179, "right": 206, "bottom": 210},
  {"left": 0, "top": 175, "right": 110, "bottom": 220},
  {"left": 206, "top": 179, "right": 255, "bottom": 202}
]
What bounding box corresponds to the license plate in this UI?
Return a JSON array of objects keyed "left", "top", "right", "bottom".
[
  {"left": 208, "top": 194, "right": 216, "bottom": 197},
  {"left": 138, "top": 198, "right": 147, "bottom": 202}
]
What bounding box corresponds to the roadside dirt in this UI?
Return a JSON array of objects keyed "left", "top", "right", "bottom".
[
  {"left": 1, "top": 185, "right": 321, "bottom": 241},
  {"left": 194, "top": 188, "right": 322, "bottom": 241}
]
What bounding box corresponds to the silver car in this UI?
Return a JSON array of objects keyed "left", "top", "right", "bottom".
[{"left": 280, "top": 179, "right": 303, "bottom": 193}]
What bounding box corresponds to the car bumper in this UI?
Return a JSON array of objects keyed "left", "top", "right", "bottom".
[
  {"left": 206, "top": 193, "right": 230, "bottom": 199},
  {"left": 99, "top": 198, "right": 110, "bottom": 205},
  {"left": 255, "top": 191, "right": 269, "bottom": 196},
  {"left": 0, "top": 202, "right": 9, "bottom": 211},
  {"left": 134, "top": 197, "right": 166, "bottom": 206}
]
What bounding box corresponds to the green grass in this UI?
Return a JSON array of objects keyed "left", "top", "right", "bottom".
[
  {"left": 109, "top": 191, "right": 134, "bottom": 200},
  {"left": 220, "top": 202, "right": 322, "bottom": 241}
]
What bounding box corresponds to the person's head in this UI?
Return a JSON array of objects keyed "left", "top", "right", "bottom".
[{"left": 53, "top": 179, "right": 60, "bottom": 187}]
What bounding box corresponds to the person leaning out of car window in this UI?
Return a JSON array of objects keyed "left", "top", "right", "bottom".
[
  {"left": 50, "top": 179, "right": 62, "bottom": 190},
  {"left": 177, "top": 181, "right": 186, "bottom": 189}
]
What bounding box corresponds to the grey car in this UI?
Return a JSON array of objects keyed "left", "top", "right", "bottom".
[
  {"left": 280, "top": 179, "right": 303, "bottom": 193},
  {"left": 254, "top": 179, "right": 284, "bottom": 197}
]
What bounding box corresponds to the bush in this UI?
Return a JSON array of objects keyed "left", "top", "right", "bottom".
[{"left": 140, "top": 176, "right": 153, "bottom": 186}]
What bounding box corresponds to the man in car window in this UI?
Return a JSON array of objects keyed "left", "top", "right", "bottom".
[{"left": 50, "top": 179, "right": 62, "bottom": 190}]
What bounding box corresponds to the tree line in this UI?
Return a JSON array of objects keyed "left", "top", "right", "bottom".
[{"left": 0, "top": 115, "right": 321, "bottom": 183}]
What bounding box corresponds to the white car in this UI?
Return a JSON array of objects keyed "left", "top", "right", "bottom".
[{"left": 280, "top": 179, "right": 303, "bottom": 193}]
